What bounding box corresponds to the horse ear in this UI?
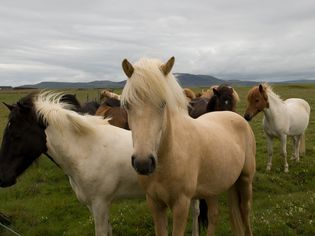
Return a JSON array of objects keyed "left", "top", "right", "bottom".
[
  {"left": 259, "top": 84, "right": 264, "bottom": 93},
  {"left": 161, "top": 56, "right": 175, "bottom": 76},
  {"left": 2, "top": 102, "right": 14, "bottom": 111},
  {"left": 213, "top": 87, "right": 219, "bottom": 96},
  {"left": 122, "top": 59, "right": 134, "bottom": 78}
]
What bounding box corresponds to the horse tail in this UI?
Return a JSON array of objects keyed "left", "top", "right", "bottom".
[
  {"left": 299, "top": 132, "right": 306, "bottom": 156},
  {"left": 228, "top": 185, "right": 245, "bottom": 236},
  {"left": 198, "top": 199, "right": 208, "bottom": 231}
]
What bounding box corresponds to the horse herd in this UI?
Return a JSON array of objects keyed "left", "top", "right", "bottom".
[{"left": 0, "top": 57, "right": 311, "bottom": 236}]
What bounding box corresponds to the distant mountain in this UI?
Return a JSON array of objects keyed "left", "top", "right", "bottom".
[
  {"left": 15, "top": 74, "right": 315, "bottom": 89},
  {"left": 20, "top": 80, "right": 126, "bottom": 89}
]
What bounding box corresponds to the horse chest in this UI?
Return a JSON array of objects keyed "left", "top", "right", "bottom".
[{"left": 263, "top": 116, "right": 288, "bottom": 138}]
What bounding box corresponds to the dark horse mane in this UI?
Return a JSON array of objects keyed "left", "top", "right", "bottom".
[
  {"left": 103, "top": 97, "right": 121, "bottom": 107},
  {"left": 59, "top": 94, "right": 100, "bottom": 115}
]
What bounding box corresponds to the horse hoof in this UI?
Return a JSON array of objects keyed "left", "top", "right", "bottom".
[
  {"left": 266, "top": 166, "right": 271, "bottom": 171},
  {"left": 284, "top": 167, "right": 289, "bottom": 173}
]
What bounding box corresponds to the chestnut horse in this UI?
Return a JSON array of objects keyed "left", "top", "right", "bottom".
[
  {"left": 95, "top": 98, "right": 129, "bottom": 130},
  {"left": 121, "top": 57, "right": 256, "bottom": 236},
  {"left": 244, "top": 84, "right": 310, "bottom": 172}
]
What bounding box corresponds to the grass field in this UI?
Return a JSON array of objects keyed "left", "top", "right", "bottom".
[{"left": 0, "top": 85, "right": 314, "bottom": 236}]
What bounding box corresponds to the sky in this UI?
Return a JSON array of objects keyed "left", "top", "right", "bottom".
[{"left": 0, "top": 0, "right": 315, "bottom": 86}]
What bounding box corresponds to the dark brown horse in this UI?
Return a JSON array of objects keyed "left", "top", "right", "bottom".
[
  {"left": 60, "top": 94, "right": 100, "bottom": 115},
  {"left": 188, "top": 84, "right": 239, "bottom": 118}
]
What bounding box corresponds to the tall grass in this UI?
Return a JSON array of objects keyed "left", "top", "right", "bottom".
[{"left": 0, "top": 85, "right": 314, "bottom": 235}]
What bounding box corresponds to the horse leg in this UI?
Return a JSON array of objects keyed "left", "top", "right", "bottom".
[
  {"left": 227, "top": 186, "right": 244, "bottom": 236},
  {"left": 205, "top": 196, "right": 219, "bottom": 236},
  {"left": 280, "top": 135, "right": 289, "bottom": 172},
  {"left": 266, "top": 135, "right": 273, "bottom": 171},
  {"left": 191, "top": 199, "right": 200, "bottom": 236},
  {"left": 237, "top": 175, "right": 253, "bottom": 236},
  {"left": 91, "top": 200, "right": 112, "bottom": 236},
  {"left": 146, "top": 195, "right": 168, "bottom": 236},
  {"left": 171, "top": 196, "right": 191, "bottom": 236},
  {"left": 291, "top": 135, "right": 301, "bottom": 162}
]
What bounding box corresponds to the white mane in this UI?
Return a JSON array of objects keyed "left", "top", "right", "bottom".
[
  {"left": 121, "top": 58, "right": 188, "bottom": 113},
  {"left": 34, "top": 91, "right": 108, "bottom": 134},
  {"left": 263, "top": 83, "right": 284, "bottom": 104}
]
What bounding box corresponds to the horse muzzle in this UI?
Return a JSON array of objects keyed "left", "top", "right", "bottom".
[
  {"left": 131, "top": 154, "right": 156, "bottom": 175},
  {"left": 244, "top": 113, "right": 252, "bottom": 121}
]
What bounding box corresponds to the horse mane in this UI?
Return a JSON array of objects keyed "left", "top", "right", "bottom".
[
  {"left": 34, "top": 91, "right": 109, "bottom": 134},
  {"left": 104, "top": 97, "right": 121, "bottom": 107},
  {"left": 248, "top": 83, "right": 283, "bottom": 103},
  {"left": 121, "top": 58, "right": 188, "bottom": 113}
]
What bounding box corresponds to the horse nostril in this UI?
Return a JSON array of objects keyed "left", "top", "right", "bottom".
[
  {"left": 149, "top": 155, "right": 156, "bottom": 171},
  {"left": 244, "top": 114, "right": 251, "bottom": 121},
  {"left": 131, "top": 155, "right": 136, "bottom": 168}
]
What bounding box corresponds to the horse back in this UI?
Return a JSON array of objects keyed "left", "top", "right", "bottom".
[{"left": 285, "top": 98, "right": 310, "bottom": 135}]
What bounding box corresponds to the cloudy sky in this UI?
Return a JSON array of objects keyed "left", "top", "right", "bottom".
[{"left": 0, "top": 0, "right": 315, "bottom": 86}]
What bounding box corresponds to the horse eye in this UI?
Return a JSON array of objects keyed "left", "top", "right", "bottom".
[{"left": 255, "top": 99, "right": 259, "bottom": 103}]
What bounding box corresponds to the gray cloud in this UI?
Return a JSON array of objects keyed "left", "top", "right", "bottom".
[{"left": 0, "top": 0, "right": 314, "bottom": 86}]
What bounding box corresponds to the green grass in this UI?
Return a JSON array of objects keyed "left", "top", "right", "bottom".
[{"left": 0, "top": 85, "right": 315, "bottom": 235}]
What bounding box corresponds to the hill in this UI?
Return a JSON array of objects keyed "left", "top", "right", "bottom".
[{"left": 14, "top": 73, "right": 315, "bottom": 89}]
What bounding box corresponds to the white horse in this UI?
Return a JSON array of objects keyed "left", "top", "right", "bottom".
[
  {"left": 121, "top": 57, "right": 256, "bottom": 236},
  {"left": 0, "top": 92, "right": 200, "bottom": 236},
  {"left": 244, "top": 84, "right": 310, "bottom": 172}
]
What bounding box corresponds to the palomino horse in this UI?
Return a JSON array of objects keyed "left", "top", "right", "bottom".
[
  {"left": 100, "top": 89, "right": 121, "bottom": 102},
  {"left": 183, "top": 88, "right": 196, "bottom": 101},
  {"left": 0, "top": 92, "right": 200, "bottom": 236},
  {"left": 121, "top": 57, "right": 256, "bottom": 236},
  {"left": 244, "top": 84, "right": 310, "bottom": 172}
]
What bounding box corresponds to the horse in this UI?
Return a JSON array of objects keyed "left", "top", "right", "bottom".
[
  {"left": 121, "top": 57, "right": 256, "bottom": 236},
  {"left": 100, "top": 89, "right": 121, "bottom": 102},
  {"left": 0, "top": 92, "right": 200, "bottom": 236},
  {"left": 79, "top": 100, "right": 100, "bottom": 115},
  {"left": 59, "top": 93, "right": 100, "bottom": 115},
  {"left": 188, "top": 85, "right": 239, "bottom": 118},
  {"left": 95, "top": 98, "right": 130, "bottom": 130},
  {"left": 244, "top": 83, "right": 310, "bottom": 172},
  {"left": 183, "top": 88, "right": 196, "bottom": 101},
  {"left": 207, "top": 84, "right": 239, "bottom": 112},
  {"left": 0, "top": 92, "right": 142, "bottom": 236}
]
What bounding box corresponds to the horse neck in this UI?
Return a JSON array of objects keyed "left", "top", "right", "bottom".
[
  {"left": 45, "top": 125, "right": 90, "bottom": 176},
  {"left": 158, "top": 107, "right": 187, "bottom": 156},
  {"left": 263, "top": 91, "right": 287, "bottom": 121}
]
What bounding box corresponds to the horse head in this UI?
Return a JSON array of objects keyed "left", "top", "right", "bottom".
[
  {"left": 121, "top": 57, "right": 186, "bottom": 175},
  {"left": 244, "top": 84, "right": 269, "bottom": 121},
  {"left": 0, "top": 94, "right": 47, "bottom": 187},
  {"left": 207, "top": 85, "right": 237, "bottom": 112}
]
